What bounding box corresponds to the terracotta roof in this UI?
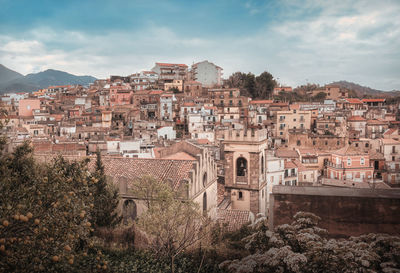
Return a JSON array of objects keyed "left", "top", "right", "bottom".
[
  {"left": 249, "top": 100, "right": 273, "bottom": 105},
  {"left": 380, "top": 138, "right": 400, "bottom": 145},
  {"left": 217, "top": 209, "right": 250, "bottom": 232},
  {"left": 362, "top": 99, "right": 385, "bottom": 103},
  {"left": 156, "top": 62, "right": 188, "bottom": 67},
  {"left": 275, "top": 148, "right": 299, "bottom": 158},
  {"left": 149, "top": 90, "right": 163, "bottom": 95},
  {"left": 368, "top": 150, "right": 385, "bottom": 160},
  {"left": 183, "top": 102, "right": 196, "bottom": 107},
  {"left": 384, "top": 128, "right": 398, "bottom": 136},
  {"left": 347, "top": 116, "right": 366, "bottom": 121},
  {"left": 297, "top": 148, "right": 320, "bottom": 156},
  {"left": 345, "top": 98, "right": 363, "bottom": 104},
  {"left": 367, "top": 119, "right": 388, "bottom": 125},
  {"left": 292, "top": 159, "right": 307, "bottom": 172},
  {"left": 333, "top": 145, "right": 368, "bottom": 156},
  {"left": 284, "top": 160, "right": 297, "bottom": 169},
  {"left": 88, "top": 157, "right": 194, "bottom": 190},
  {"left": 197, "top": 139, "right": 211, "bottom": 145}
]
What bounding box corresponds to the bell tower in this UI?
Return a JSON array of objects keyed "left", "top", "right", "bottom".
[{"left": 223, "top": 129, "right": 268, "bottom": 214}]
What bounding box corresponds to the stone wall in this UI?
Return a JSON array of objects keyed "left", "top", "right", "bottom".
[{"left": 269, "top": 186, "right": 400, "bottom": 237}]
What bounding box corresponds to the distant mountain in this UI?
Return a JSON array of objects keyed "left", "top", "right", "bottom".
[
  {"left": 330, "top": 81, "right": 400, "bottom": 98},
  {"left": 0, "top": 64, "right": 23, "bottom": 85},
  {"left": 0, "top": 65, "right": 97, "bottom": 94}
]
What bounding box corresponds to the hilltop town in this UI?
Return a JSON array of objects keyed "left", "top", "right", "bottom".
[{"left": 1, "top": 60, "right": 400, "bottom": 234}]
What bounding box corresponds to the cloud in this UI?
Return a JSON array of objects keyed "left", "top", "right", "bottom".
[{"left": 0, "top": 0, "right": 399, "bottom": 90}]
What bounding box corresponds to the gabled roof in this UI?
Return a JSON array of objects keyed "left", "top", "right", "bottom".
[{"left": 88, "top": 157, "right": 194, "bottom": 190}]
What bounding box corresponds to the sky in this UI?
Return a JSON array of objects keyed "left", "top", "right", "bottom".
[{"left": 0, "top": 0, "right": 399, "bottom": 91}]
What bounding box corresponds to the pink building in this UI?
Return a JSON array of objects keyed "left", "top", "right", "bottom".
[
  {"left": 109, "top": 85, "right": 133, "bottom": 106},
  {"left": 18, "top": 99, "right": 41, "bottom": 117},
  {"left": 326, "top": 146, "right": 374, "bottom": 182}
]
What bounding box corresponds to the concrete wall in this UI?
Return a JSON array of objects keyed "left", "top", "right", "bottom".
[{"left": 269, "top": 186, "right": 400, "bottom": 237}]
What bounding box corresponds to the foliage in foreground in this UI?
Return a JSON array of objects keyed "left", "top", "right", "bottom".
[
  {"left": 220, "top": 212, "right": 400, "bottom": 273},
  {"left": 0, "top": 143, "right": 109, "bottom": 272}
]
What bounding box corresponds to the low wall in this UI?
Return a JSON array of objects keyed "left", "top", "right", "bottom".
[{"left": 269, "top": 186, "right": 400, "bottom": 237}]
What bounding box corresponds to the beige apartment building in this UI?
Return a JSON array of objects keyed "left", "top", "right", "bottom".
[
  {"left": 275, "top": 109, "right": 312, "bottom": 142},
  {"left": 312, "top": 84, "right": 348, "bottom": 100}
]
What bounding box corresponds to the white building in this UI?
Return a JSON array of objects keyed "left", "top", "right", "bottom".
[
  {"left": 157, "top": 126, "right": 176, "bottom": 140},
  {"left": 159, "top": 93, "right": 175, "bottom": 121},
  {"left": 130, "top": 71, "right": 158, "bottom": 91},
  {"left": 265, "top": 153, "right": 285, "bottom": 215},
  {"left": 191, "top": 60, "right": 222, "bottom": 88}
]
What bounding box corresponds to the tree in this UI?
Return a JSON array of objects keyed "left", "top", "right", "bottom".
[
  {"left": 133, "top": 176, "right": 210, "bottom": 273},
  {"left": 90, "top": 149, "right": 121, "bottom": 228},
  {"left": 227, "top": 71, "right": 276, "bottom": 99},
  {"left": 312, "top": 91, "right": 327, "bottom": 102},
  {"left": 255, "top": 71, "right": 276, "bottom": 99},
  {"left": 226, "top": 72, "right": 247, "bottom": 89},
  {"left": 0, "top": 142, "right": 105, "bottom": 272}
]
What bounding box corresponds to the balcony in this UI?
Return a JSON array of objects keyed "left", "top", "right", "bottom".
[{"left": 326, "top": 161, "right": 344, "bottom": 169}]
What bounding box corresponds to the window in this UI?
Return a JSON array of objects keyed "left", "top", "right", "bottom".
[
  {"left": 347, "top": 158, "right": 351, "bottom": 166},
  {"left": 279, "top": 115, "right": 285, "bottom": 121},
  {"left": 361, "top": 157, "right": 365, "bottom": 165},
  {"left": 365, "top": 143, "right": 369, "bottom": 147},
  {"left": 355, "top": 143, "right": 359, "bottom": 147},
  {"left": 238, "top": 191, "right": 243, "bottom": 200},
  {"left": 261, "top": 156, "right": 264, "bottom": 174},
  {"left": 393, "top": 146, "right": 396, "bottom": 153},
  {"left": 300, "top": 124, "right": 304, "bottom": 129},
  {"left": 313, "top": 140, "right": 316, "bottom": 146},
  {"left": 293, "top": 118, "right": 297, "bottom": 122},
  {"left": 325, "top": 141, "right": 328, "bottom": 145},
  {"left": 236, "top": 157, "right": 247, "bottom": 176},
  {"left": 337, "top": 141, "right": 340, "bottom": 145},
  {"left": 297, "top": 140, "right": 301, "bottom": 146},
  {"left": 392, "top": 156, "right": 395, "bottom": 161}
]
